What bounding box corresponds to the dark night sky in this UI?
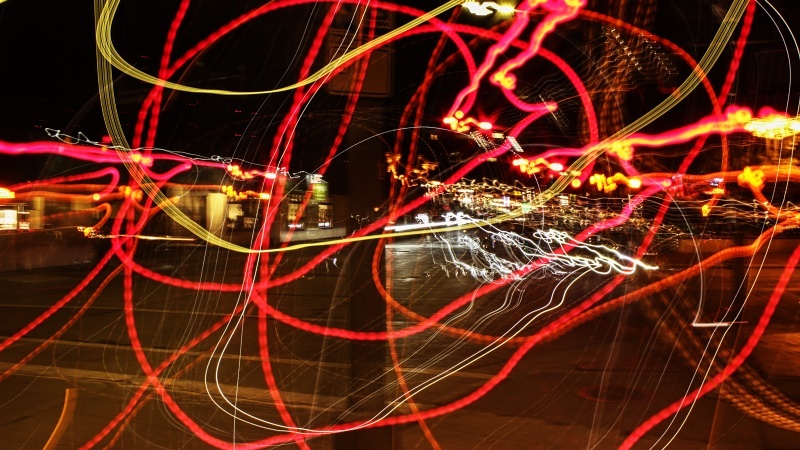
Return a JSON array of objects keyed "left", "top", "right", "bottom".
[
  {"left": 0, "top": 1, "right": 98, "bottom": 138},
  {"left": 0, "top": 1, "right": 798, "bottom": 185},
  {"left": 0, "top": 0, "right": 442, "bottom": 185}
]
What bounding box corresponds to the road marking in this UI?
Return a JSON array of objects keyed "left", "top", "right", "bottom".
[
  {"left": 2, "top": 336, "right": 494, "bottom": 380},
  {"left": 0, "top": 361, "right": 343, "bottom": 413}
]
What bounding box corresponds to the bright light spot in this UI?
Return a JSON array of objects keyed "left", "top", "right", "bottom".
[
  {"left": 443, "top": 112, "right": 490, "bottom": 132},
  {"left": 462, "top": 1, "right": 516, "bottom": 16},
  {"left": 737, "top": 166, "right": 765, "bottom": 190},
  {"left": 589, "top": 173, "right": 640, "bottom": 193},
  {"left": 462, "top": 1, "right": 492, "bottom": 15},
  {"left": 745, "top": 114, "right": 800, "bottom": 139},
  {"left": 609, "top": 142, "right": 633, "bottom": 161},
  {"left": 494, "top": 4, "right": 516, "bottom": 14}
]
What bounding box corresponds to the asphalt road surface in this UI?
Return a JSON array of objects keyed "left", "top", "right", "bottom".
[{"left": 2, "top": 235, "right": 800, "bottom": 449}]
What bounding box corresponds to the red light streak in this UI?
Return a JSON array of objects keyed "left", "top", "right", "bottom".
[{"left": 4, "top": 0, "right": 800, "bottom": 448}]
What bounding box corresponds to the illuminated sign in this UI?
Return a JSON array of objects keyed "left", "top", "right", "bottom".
[
  {"left": 0, "top": 209, "right": 17, "bottom": 231},
  {"left": 306, "top": 174, "right": 329, "bottom": 203},
  {"left": 312, "top": 182, "right": 328, "bottom": 203}
]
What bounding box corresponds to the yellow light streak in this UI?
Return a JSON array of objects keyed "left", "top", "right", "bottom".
[
  {"left": 589, "top": 173, "right": 641, "bottom": 193},
  {"left": 91, "top": 0, "right": 749, "bottom": 256},
  {"left": 96, "top": 0, "right": 464, "bottom": 96}
]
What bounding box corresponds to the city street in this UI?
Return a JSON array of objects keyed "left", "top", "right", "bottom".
[
  {"left": 3, "top": 0, "right": 800, "bottom": 448},
  {"left": 2, "top": 235, "right": 800, "bottom": 449}
]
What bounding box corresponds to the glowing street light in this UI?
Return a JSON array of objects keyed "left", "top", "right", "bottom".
[{"left": 462, "top": 1, "right": 516, "bottom": 16}]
